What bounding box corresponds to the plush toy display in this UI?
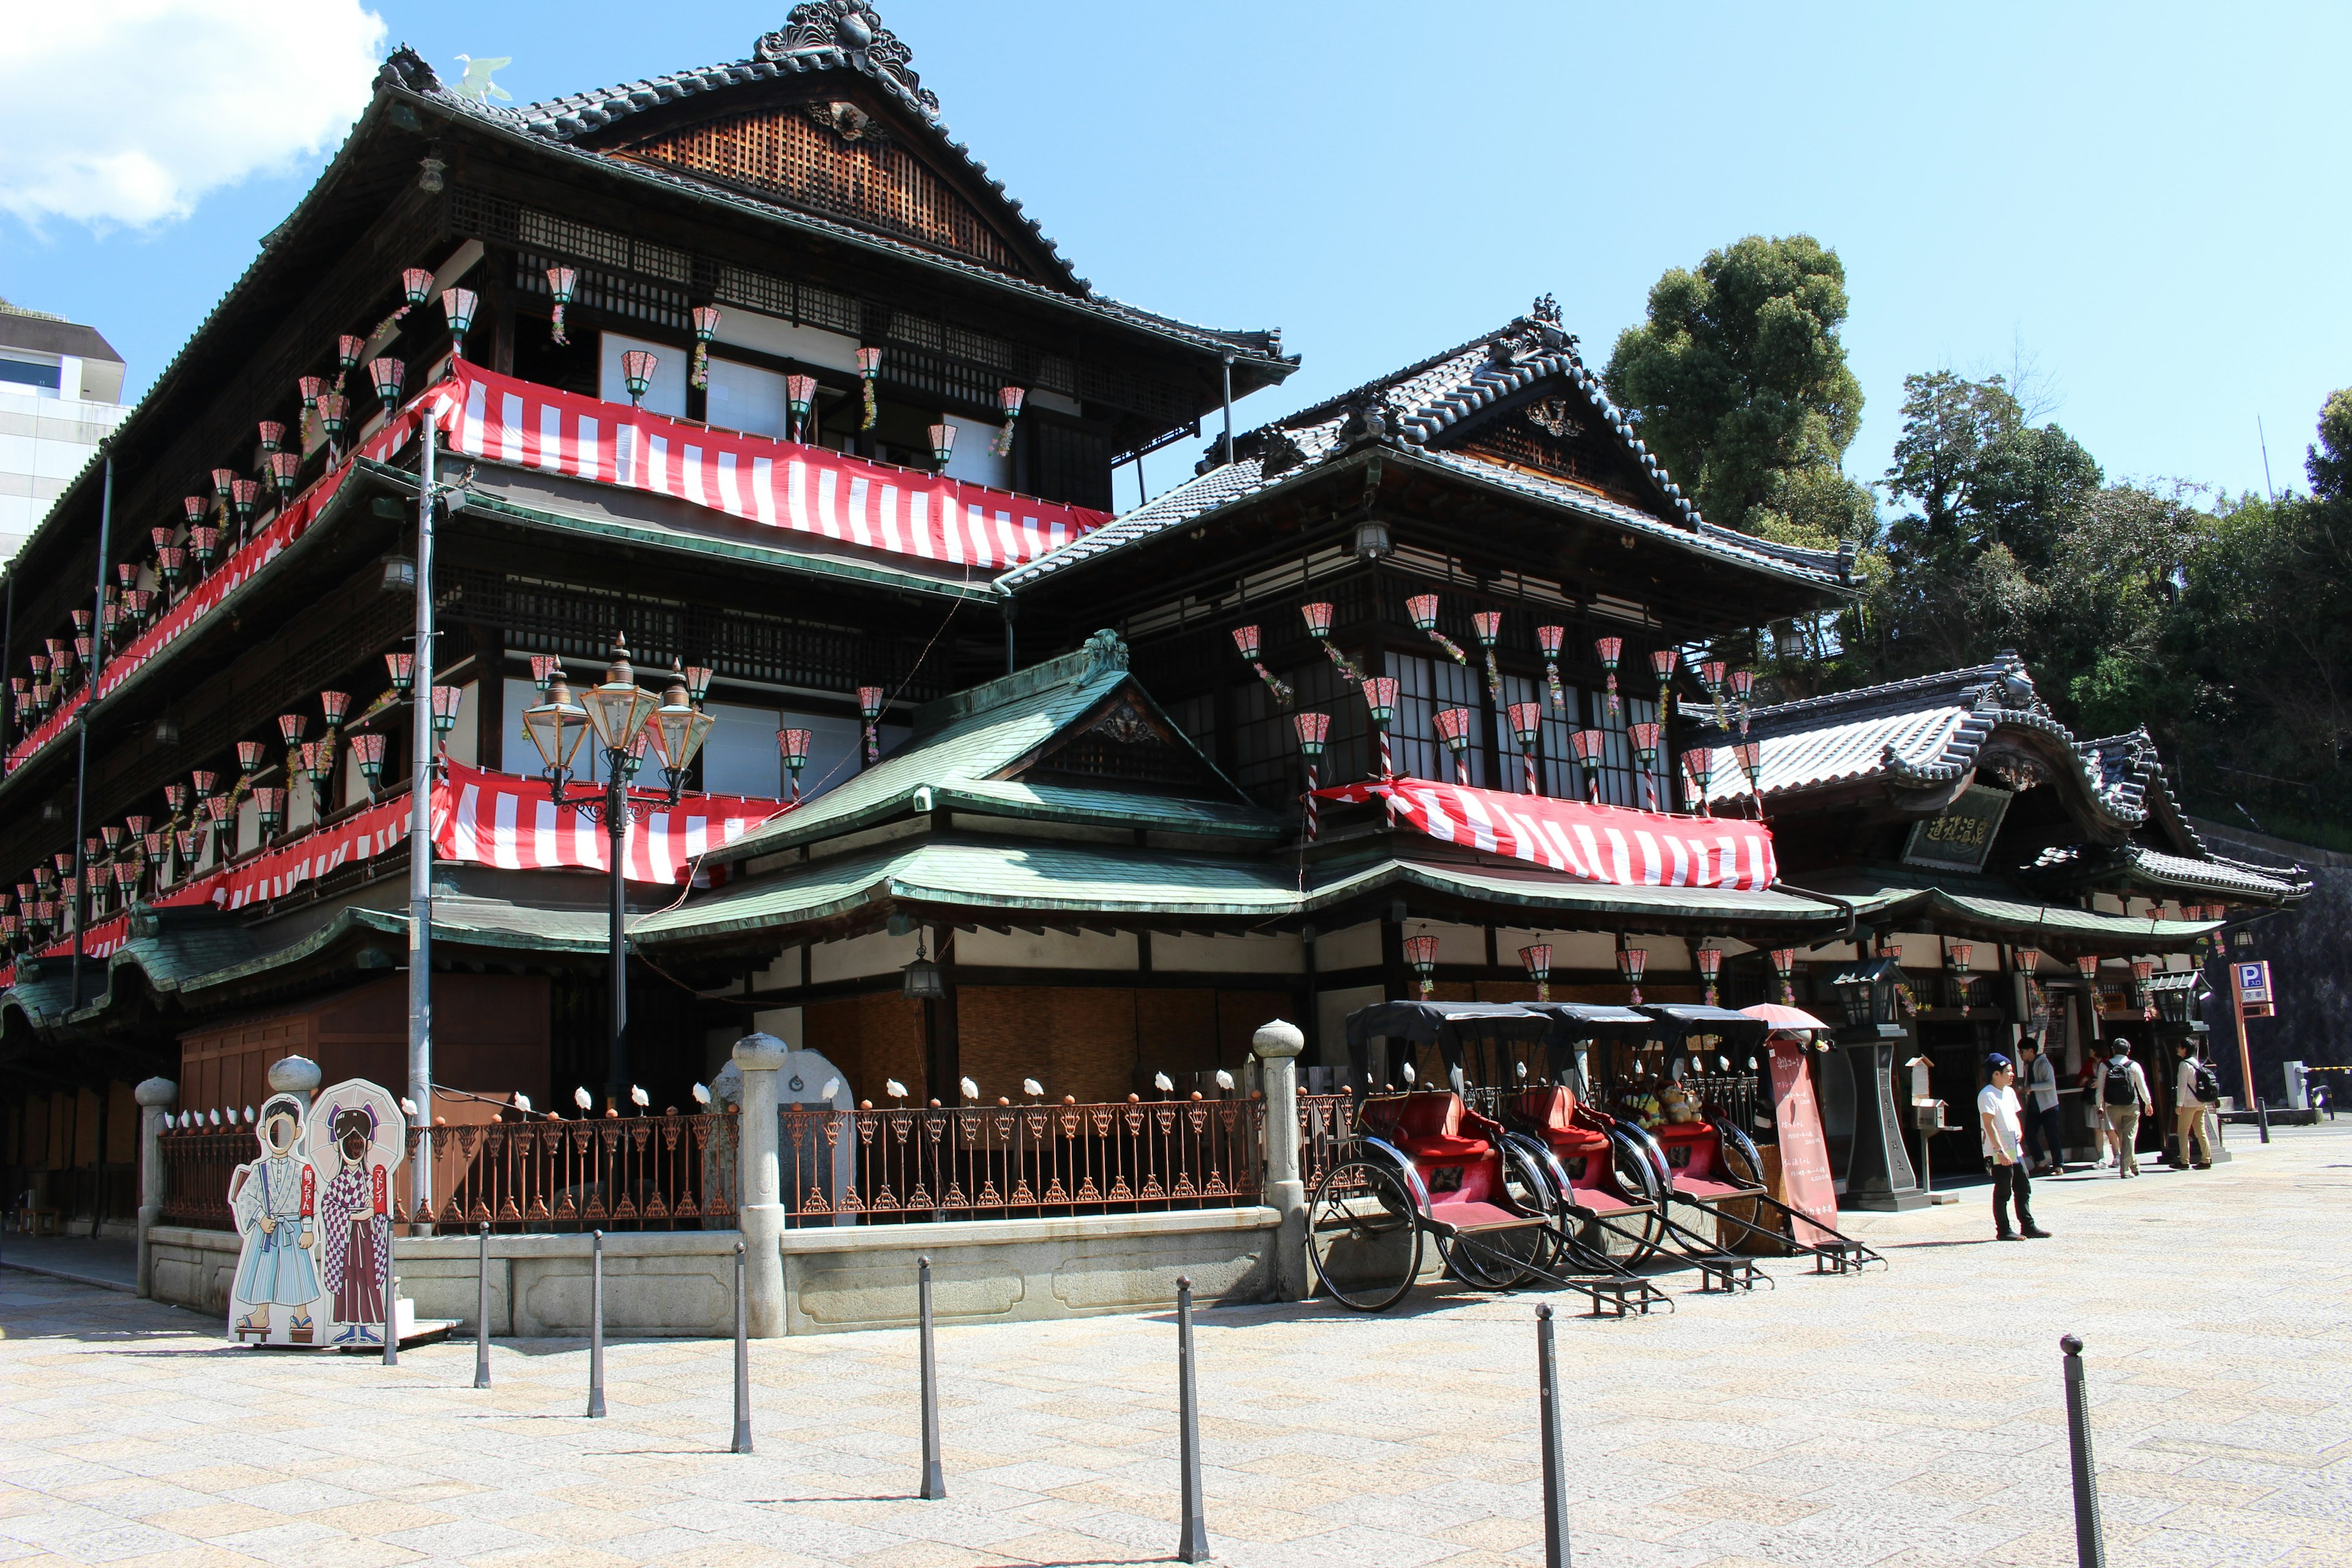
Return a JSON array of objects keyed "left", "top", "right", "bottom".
[{"left": 1659, "top": 1081, "right": 1701, "bottom": 1124}]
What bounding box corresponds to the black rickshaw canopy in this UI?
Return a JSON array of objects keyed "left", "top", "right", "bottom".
[{"left": 1635, "top": 1003, "right": 1772, "bottom": 1050}]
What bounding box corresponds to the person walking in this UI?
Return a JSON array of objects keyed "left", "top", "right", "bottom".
[
  {"left": 1978, "top": 1054, "right": 2049, "bottom": 1240},
  {"left": 2019, "top": 1040, "right": 2065, "bottom": 1175},
  {"left": 2098, "top": 1038, "right": 2154, "bottom": 1178},
  {"left": 2173, "top": 1041, "right": 2217, "bottom": 1169}
]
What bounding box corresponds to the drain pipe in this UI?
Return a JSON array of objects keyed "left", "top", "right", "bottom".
[
  {"left": 1777, "top": 881, "right": 1858, "bottom": 946},
  {"left": 1219, "top": 354, "right": 1235, "bottom": 467}
]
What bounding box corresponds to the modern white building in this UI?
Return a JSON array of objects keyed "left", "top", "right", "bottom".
[{"left": 0, "top": 301, "right": 129, "bottom": 564}]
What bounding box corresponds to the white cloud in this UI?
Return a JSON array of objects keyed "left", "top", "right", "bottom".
[{"left": 0, "top": 1, "right": 387, "bottom": 229}]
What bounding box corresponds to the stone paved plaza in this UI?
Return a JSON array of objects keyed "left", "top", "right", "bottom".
[{"left": 1, "top": 1124, "right": 2346, "bottom": 1568}]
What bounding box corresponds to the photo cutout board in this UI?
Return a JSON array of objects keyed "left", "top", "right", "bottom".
[
  {"left": 303, "top": 1079, "right": 407, "bottom": 1349},
  {"left": 227, "top": 1091, "right": 326, "bottom": 1346}
]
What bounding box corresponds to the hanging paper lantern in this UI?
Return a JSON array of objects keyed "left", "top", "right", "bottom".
[
  {"left": 858, "top": 685, "right": 884, "bottom": 764},
  {"left": 684, "top": 665, "right": 713, "bottom": 705},
  {"left": 1649, "top": 647, "right": 1680, "bottom": 718},
  {"left": 258, "top": 420, "right": 286, "bottom": 454},
  {"left": 401, "top": 267, "right": 435, "bottom": 311},
  {"left": 190, "top": 769, "right": 219, "bottom": 798},
  {"left": 267, "top": 451, "right": 303, "bottom": 500},
  {"left": 1682, "top": 748, "right": 1713, "bottom": 813},
  {"left": 786, "top": 374, "right": 816, "bottom": 442},
  {"left": 855, "top": 345, "right": 881, "bottom": 429},
  {"left": 314, "top": 393, "right": 347, "bottom": 445},
  {"left": 230, "top": 480, "right": 259, "bottom": 531},
  {"left": 529, "top": 654, "right": 562, "bottom": 693},
  {"left": 545, "top": 266, "right": 576, "bottom": 345},
  {"left": 350, "top": 731, "right": 388, "bottom": 785},
  {"left": 1362, "top": 676, "right": 1399, "bottom": 729},
  {"left": 1617, "top": 946, "right": 1649, "bottom": 1005},
  {"left": 990, "top": 385, "right": 1025, "bottom": 458},
  {"left": 1403, "top": 933, "right": 1441, "bottom": 1000},
  {"left": 1405, "top": 593, "right": 1468, "bottom": 665},
  {"left": 384, "top": 651, "right": 415, "bottom": 695},
  {"left": 334, "top": 334, "right": 366, "bottom": 387},
  {"left": 1433, "top": 707, "right": 1474, "bottom": 783},
  {"left": 211, "top": 468, "right": 237, "bottom": 505},
  {"left": 367, "top": 356, "right": 404, "bottom": 407},
  {"left": 298, "top": 375, "right": 324, "bottom": 410},
  {"left": 164, "top": 783, "right": 190, "bottom": 812},
  {"left": 1520, "top": 942, "right": 1553, "bottom": 1002},
  {"left": 620, "top": 350, "right": 657, "bottom": 407},
  {"left": 1696, "top": 943, "right": 1723, "bottom": 1006},
  {"left": 777, "top": 727, "right": 812, "bottom": 801},
  {"left": 690, "top": 305, "right": 720, "bottom": 389},
  {"left": 927, "top": 420, "right": 956, "bottom": 470},
  {"left": 441, "top": 287, "right": 478, "bottom": 358},
  {"left": 319, "top": 689, "right": 350, "bottom": 729},
  {"left": 187, "top": 526, "right": 221, "bottom": 572},
  {"left": 236, "top": 739, "right": 266, "bottom": 775},
  {"left": 1229, "top": 625, "right": 1292, "bottom": 707},
  {"left": 1292, "top": 710, "right": 1330, "bottom": 760},
  {"left": 1595, "top": 635, "right": 1624, "bottom": 720},
  {"left": 1770, "top": 947, "right": 1798, "bottom": 1005},
  {"left": 253, "top": 786, "right": 287, "bottom": 835},
  {"left": 429, "top": 685, "right": 464, "bottom": 736}
]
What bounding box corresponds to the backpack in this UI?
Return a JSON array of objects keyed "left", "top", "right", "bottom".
[
  {"left": 2191, "top": 1061, "right": 2222, "bottom": 1104},
  {"left": 2102, "top": 1058, "right": 2140, "bottom": 1106}
]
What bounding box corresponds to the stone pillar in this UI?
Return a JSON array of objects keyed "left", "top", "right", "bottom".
[
  {"left": 733, "top": 1031, "right": 789, "bottom": 1337},
  {"left": 1252, "top": 1019, "right": 1309, "bottom": 1301},
  {"left": 132, "top": 1077, "right": 176, "bottom": 1298}
]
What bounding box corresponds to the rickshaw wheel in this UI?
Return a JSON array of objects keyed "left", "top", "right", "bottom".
[
  {"left": 1306, "top": 1159, "right": 1423, "bottom": 1311},
  {"left": 1605, "top": 1128, "right": 1669, "bottom": 1264},
  {"left": 1443, "top": 1139, "right": 1558, "bottom": 1289},
  {"left": 1718, "top": 1123, "right": 1768, "bottom": 1191}
]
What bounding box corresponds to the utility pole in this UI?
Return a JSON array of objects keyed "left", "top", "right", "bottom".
[{"left": 407, "top": 418, "right": 438, "bottom": 1229}]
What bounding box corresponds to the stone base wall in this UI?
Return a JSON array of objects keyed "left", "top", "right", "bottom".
[{"left": 146, "top": 1207, "right": 1280, "bottom": 1337}]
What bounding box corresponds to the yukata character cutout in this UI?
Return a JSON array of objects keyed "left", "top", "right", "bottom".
[
  {"left": 304, "top": 1080, "right": 405, "bottom": 1348},
  {"left": 227, "top": 1092, "right": 322, "bottom": 1344}
]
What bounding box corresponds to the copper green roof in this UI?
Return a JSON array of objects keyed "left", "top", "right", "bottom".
[{"left": 1820, "top": 876, "right": 2222, "bottom": 951}]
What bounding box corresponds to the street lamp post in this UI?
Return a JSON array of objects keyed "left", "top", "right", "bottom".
[{"left": 521, "top": 637, "right": 713, "bottom": 1108}]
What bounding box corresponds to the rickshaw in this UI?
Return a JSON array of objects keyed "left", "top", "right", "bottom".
[{"left": 1307, "top": 1001, "right": 1669, "bottom": 1315}]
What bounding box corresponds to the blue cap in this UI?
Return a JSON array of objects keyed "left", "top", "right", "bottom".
[{"left": 1985, "top": 1052, "right": 2013, "bottom": 1074}]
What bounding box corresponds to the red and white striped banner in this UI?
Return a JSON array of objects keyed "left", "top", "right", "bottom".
[
  {"left": 431, "top": 761, "right": 784, "bottom": 885},
  {"left": 6, "top": 404, "right": 424, "bottom": 774},
  {"left": 1315, "top": 779, "right": 1778, "bottom": 891},
  {"left": 203, "top": 793, "right": 415, "bottom": 911},
  {"left": 434, "top": 364, "right": 1109, "bottom": 571}
]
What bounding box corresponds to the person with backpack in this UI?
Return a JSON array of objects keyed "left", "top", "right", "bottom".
[
  {"left": 2173, "top": 1042, "right": 2218, "bottom": 1168},
  {"left": 2100, "top": 1038, "right": 2154, "bottom": 1177},
  {"left": 2019, "top": 1040, "right": 2065, "bottom": 1175}
]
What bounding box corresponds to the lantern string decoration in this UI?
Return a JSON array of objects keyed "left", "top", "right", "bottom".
[
  {"left": 1536, "top": 624, "right": 1570, "bottom": 718},
  {"left": 1650, "top": 647, "right": 1681, "bottom": 723},
  {"left": 1297, "top": 602, "right": 1363, "bottom": 687},
  {"left": 1433, "top": 706, "right": 1474, "bottom": 785},
  {"left": 1520, "top": 942, "right": 1552, "bottom": 1003},
  {"left": 777, "top": 727, "right": 812, "bottom": 803},
  {"left": 1471, "top": 610, "right": 1505, "bottom": 712},
  {"left": 858, "top": 686, "right": 884, "bottom": 764},
  {"left": 990, "top": 385, "right": 1025, "bottom": 458},
  {"left": 690, "top": 305, "right": 720, "bottom": 390},
  {"left": 1228, "top": 625, "right": 1292, "bottom": 707},
  {"left": 856, "top": 346, "right": 881, "bottom": 429},
  {"left": 1403, "top": 933, "right": 1441, "bottom": 1001},
  {"left": 1595, "top": 636, "right": 1624, "bottom": 722},
  {"left": 1404, "top": 594, "right": 1468, "bottom": 666},
  {"left": 1507, "top": 700, "right": 1544, "bottom": 795},
  {"left": 545, "top": 266, "right": 576, "bottom": 344},
  {"left": 1293, "top": 710, "right": 1330, "bottom": 842}
]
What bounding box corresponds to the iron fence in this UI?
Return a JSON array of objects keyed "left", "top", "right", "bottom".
[
  {"left": 1298, "top": 1091, "right": 1357, "bottom": 1190},
  {"left": 407, "top": 1113, "right": 737, "bottom": 1231},
  {"left": 157, "top": 1128, "right": 244, "bottom": 1230},
  {"left": 779, "top": 1096, "right": 1266, "bottom": 1224}
]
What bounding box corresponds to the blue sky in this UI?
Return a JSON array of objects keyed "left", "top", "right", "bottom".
[{"left": 6, "top": 1, "right": 2345, "bottom": 508}]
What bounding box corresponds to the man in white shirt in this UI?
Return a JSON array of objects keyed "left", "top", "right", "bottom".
[
  {"left": 2173, "top": 1042, "right": 2215, "bottom": 1169},
  {"left": 2098, "top": 1039, "right": 2154, "bottom": 1177},
  {"left": 1978, "top": 1054, "right": 2049, "bottom": 1240},
  {"left": 2019, "top": 1041, "right": 2064, "bottom": 1175}
]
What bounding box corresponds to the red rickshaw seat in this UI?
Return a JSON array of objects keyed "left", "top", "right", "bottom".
[
  {"left": 1380, "top": 1093, "right": 1493, "bottom": 1163},
  {"left": 1514, "top": 1087, "right": 1611, "bottom": 1159}
]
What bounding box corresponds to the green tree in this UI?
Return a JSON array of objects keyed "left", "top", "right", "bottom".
[{"left": 1604, "top": 234, "right": 1866, "bottom": 535}]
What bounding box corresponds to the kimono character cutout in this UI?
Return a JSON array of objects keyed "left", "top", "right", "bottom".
[
  {"left": 303, "top": 1079, "right": 406, "bottom": 1347},
  {"left": 227, "top": 1092, "right": 323, "bottom": 1344}
]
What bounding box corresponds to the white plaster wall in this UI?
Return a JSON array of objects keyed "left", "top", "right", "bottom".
[
  {"left": 752, "top": 1006, "right": 804, "bottom": 1047},
  {"left": 956, "top": 927, "right": 1137, "bottom": 970},
  {"left": 1317, "top": 984, "right": 1386, "bottom": 1068},
  {"left": 1490, "top": 929, "right": 1618, "bottom": 972},
  {"left": 711, "top": 307, "right": 863, "bottom": 374},
  {"left": 756, "top": 947, "right": 803, "bottom": 989},
  {"left": 1413, "top": 922, "right": 1487, "bottom": 967},
  {"left": 1314, "top": 922, "right": 1381, "bottom": 972},
  {"left": 1152, "top": 931, "right": 1303, "bottom": 974}
]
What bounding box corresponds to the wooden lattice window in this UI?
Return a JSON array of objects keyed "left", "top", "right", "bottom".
[{"left": 622, "top": 110, "right": 1029, "bottom": 276}]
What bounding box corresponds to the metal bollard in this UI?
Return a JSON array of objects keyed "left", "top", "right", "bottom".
[
  {"left": 2256, "top": 1097, "right": 2271, "bottom": 1144},
  {"left": 382, "top": 1245, "right": 399, "bottom": 1368},
  {"left": 731, "top": 1242, "right": 752, "bottom": 1454},
  {"left": 1537, "top": 1304, "right": 1572, "bottom": 1567},
  {"left": 917, "top": 1255, "right": 945, "bottom": 1499},
  {"left": 587, "top": 1229, "right": 606, "bottom": 1419},
  {"left": 2060, "top": 1333, "right": 2106, "bottom": 1568},
  {"left": 474, "top": 1222, "right": 492, "bottom": 1390},
  {"left": 1175, "top": 1275, "right": 1209, "bottom": 1564}
]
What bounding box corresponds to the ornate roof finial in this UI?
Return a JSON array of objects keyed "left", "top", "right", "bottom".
[
  {"left": 1531, "top": 292, "right": 1562, "bottom": 325},
  {"left": 755, "top": 2, "right": 940, "bottom": 119}
]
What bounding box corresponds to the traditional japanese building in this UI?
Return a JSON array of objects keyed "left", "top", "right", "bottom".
[{"left": 0, "top": 5, "right": 2291, "bottom": 1243}]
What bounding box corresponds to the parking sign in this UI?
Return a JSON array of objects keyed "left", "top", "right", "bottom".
[{"left": 2237, "top": 960, "right": 2275, "bottom": 1017}]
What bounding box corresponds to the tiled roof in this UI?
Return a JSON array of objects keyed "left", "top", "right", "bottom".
[
  {"left": 1691, "top": 654, "right": 2147, "bottom": 824},
  {"left": 378, "top": 45, "right": 1289, "bottom": 367},
  {"left": 710, "top": 630, "right": 1266, "bottom": 863},
  {"left": 2026, "top": 843, "right": 2307, "bottom": 904},
  {"left": 999, "top": 314, "right": 1846, "bottom": 594}
]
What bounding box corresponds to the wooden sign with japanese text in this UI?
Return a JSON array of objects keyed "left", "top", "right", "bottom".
[{"left": 1766, "top": 1039, "right": 1839, "bottom": 1248}]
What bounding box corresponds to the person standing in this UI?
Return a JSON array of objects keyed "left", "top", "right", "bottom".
[
  {"left": 1978, "top": 1054, "right": 2049, "bottom": 1240},
  {"left": 2173, "top": 1041, "right": 2216, "bottom": 1169},
  {"left": 2019, "top": 1040, "right": 2065, "bottom": 1175},
  {"left": 2099, "top": 1038, "right": 2154, "bottom": 1178}
]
